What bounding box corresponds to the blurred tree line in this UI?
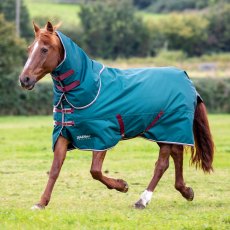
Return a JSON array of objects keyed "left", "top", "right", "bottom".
[
  {"left": 0, "top": 1, "right": 53, "bottom": 115},
  {"left": 78, "top": 0, "right": 230, "bottom": 58},
  {"left": 1, "top": 0, "right": 229, "bottom": 58},
  {"left": 79, "top": 1, "right": 149, "bottom": 58},
  {"left": 55, "top": 0, "right": 230, "bottom": 11},
  {"left": 144, "top": 0, "right": 219, "bottom": 12}
]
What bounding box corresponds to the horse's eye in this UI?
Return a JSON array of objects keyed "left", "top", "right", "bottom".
[{"left": 41, "top": 47, "right": 48, "bottom": 54}]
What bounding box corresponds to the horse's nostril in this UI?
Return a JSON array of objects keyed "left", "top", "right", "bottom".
[
  {"left": 25, "top": 76, "right": 30, "bottom": 83},
  {"left": 19, "top": 76, "right": 31, "bottom": 88}
]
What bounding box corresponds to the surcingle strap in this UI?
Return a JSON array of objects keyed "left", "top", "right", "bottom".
[
  {"left": 56, "top": 80, "right": 80, "bottom": 92},
  {"left": 53, "top": 107, "right": 74, "bottom": 114},
  {"left": 54, "top": 121, "right": 75, "bottom": 126},
  {"left": 53, "top": 69, "right": 74, "bottom": 81}
]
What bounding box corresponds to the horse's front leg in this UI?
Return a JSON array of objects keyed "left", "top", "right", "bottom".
[
  {"left": 171, "top": 145, "right": 194, "bottom": 201},
  {"left": 90, "top": 151, "right": 128, "bottom": 193},
  {"left": 31, "top": 136, "right": 69, "bottom": 210}
]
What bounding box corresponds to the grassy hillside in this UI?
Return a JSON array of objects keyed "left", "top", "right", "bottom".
[
  {"left": 24, "top": 0, "right": 81, "bottom": 26},
  {"left": 101, "top": 52, "right": 230, "bottom": 78},
  {"left": 0, "top": 115, "right": 230, "bottom": 229},
  {"left": 24, "top": 0, "right": 163, "bottom": 26}
]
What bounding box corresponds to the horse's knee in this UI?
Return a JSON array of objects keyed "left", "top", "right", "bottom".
[
  {"left": 165, "top": 160, "right": 169, "bottom": 171},
  {"left": 156, "top": 158, "right": 169, "bottom": 173},
  {"left": 49, "top": 159, "right": 64, "bottom": 180},
  {"left": 49, "top": 170, "right": 59, "bottom": 180},
  {"left": 162, "top": 159, "right": 169, "bottom": 172},
  {"left": 90, "top": 170, "right": 102, "bottom": 180}
]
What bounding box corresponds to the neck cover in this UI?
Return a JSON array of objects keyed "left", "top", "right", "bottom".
[{"left": 51, "top": 31, "right": 103, "bottom": 109}]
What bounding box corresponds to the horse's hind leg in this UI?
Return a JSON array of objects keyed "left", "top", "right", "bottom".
[
  {"left": 135, "top": 143, "right": 171, "bottom": 209},
  {"left": 90, "top": 151, "right": 129, "bottom": 193},
  {"left": 171, "top": 145, "right": 194, "bottom": 201}
]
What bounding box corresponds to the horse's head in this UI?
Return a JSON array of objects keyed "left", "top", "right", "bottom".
[{"left": 19, "top": 22, "right": 63, "bottom": 90}]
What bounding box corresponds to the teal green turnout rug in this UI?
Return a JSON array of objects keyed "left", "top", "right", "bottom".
[{"left": 51, "top": 31, "right": 200, "bottom": 151}]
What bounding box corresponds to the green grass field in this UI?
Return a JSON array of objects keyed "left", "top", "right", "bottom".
[
  {"left": 24, "top": 0, "right": 162, "bottom": 26},
  {"left": 0, "top": 115, "right": 230, "bottom": 229},
  {"left": 24, "top": 0, "right": 81, "bottom": 25}
]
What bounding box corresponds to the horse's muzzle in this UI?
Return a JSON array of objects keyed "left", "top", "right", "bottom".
[{"left": 19, "top": 76, "right": 35, "bottom": 90}]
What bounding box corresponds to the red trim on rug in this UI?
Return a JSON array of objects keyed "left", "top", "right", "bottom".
[
  {"left": 145, "top": 111, "right": 164, "bottom": 132},
  {"left": 53, "top": 69, "right": 74, "bottom": 81},
  {"left": 53, "top": 108, "right": 74, "bottom": 114},
  {"left": 116, "top": 114, "right": 125, "bottom": 138},
  {"left": 54, "top": 121, "right": 75, "bottom": 126},
  {"left": 56, "top": 80, "right": 80, "bottom": 92}
]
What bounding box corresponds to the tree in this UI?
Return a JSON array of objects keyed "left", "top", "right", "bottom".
[
  {"left": 147, "top": 0, "right": 226, "bottom": 13},
  {"left": 147, "top": 13, "right": 209, "bottom": 56},
  {"left": 133, "top": 0, "right": 153, "bottom": 9},
  {"left": 206, "top": 4, "right": 230, "bottom": 52},
  {"left": 79, "top": 0, "right": 149, "bottom": 58},
  {"left": 0, "top": 14, "right": 26, "bottom": 73},
  {"left": 0, "top": 14, "right": 27, "bottom": 114},
  {"left": 0, "top": 0, "right": 32, "bottom": 39}
]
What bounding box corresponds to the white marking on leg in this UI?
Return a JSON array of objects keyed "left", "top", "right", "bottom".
[
  {"left": 139, "top": 190, "right": 153, "bottom": 207},
  {"left": 31, "top": 204, "right": 45, "bottom": 210}
]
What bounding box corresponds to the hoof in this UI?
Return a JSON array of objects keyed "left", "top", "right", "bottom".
[
  {"left": 116, "top": 179, "right": 129, "bottom": 193},
  {"left": 186, "top": 187, "right": 194, "bottom": 201},
  {"left": 134, "top": 199, "right": 146, "bottom": 210},
  {"left": 31, "top": 203, "right": 45, "bottom": 210},
  {"left": 181, "top": 187, "right": 194, "bottom": 201}
]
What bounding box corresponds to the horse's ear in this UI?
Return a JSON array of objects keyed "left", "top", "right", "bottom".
[
  {"left": 46, "top": 21, "right": 54, "bottom": 33},
  {"left": 33, "top": 21, "right": 40, "bottom": 34},
  {"left": 53, "top": 22, "right": 62, "bottom": 31}
]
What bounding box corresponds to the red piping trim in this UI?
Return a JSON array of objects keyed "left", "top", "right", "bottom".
[
  {"left": 116, "top": 114, "right": 125, "bottom": 138},
  {"left": 53, "top": 107, "right": 74, "bottom": 114},
  {"left": 145, "top": 111, "right": 164, "bottom": 132},
  {"left": 53, "top": 69, "right": 74, "bottom": 81},
  {"left": 56, "top": 80, "right": 80, "bottom": 92}
]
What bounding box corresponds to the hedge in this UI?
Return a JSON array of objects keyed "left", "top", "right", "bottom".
[
  {"left": 193, "top": 78, "right": 230, "bottom": 113},
  {"left": 0, "top": 78, "right": 229, "bottom": 115},
  {"left": 0, "top": 82, "right": 53, "bottom": 115}
]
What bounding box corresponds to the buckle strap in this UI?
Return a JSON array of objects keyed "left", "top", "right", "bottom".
[
  {"left": 56, "top": 80, "right": 80, "bottom": 93},
  {"left": 116, "top": 114, "right": 125, "bottom": 138},
  {"left": 53, "top": 69, "right": 74, "bottom": 81},
  {"left": 54, "top": 121, "right": 75, "bottom": 126},
  {"left": 53, "top": 107, "right": 74, "bottom": 114}
]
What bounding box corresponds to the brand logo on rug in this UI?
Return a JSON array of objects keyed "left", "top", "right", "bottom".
[{"left": 77, "top": 135, "right": 91, "bottom": 140}]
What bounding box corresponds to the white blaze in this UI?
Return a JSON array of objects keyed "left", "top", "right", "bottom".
[{"left": 24, "top": 41, "right": 39, "bottom": 70}]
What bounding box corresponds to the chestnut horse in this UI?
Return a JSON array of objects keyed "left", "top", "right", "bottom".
[{"left": 19, "top": 22, "right": 214, "bottom": 210}]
